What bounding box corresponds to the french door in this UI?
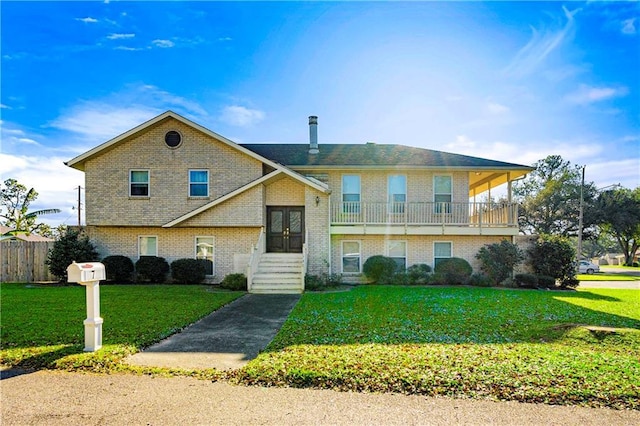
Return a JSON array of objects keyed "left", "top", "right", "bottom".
[{"left": 266, "top": 206, "right": 305, "bottom": 253}]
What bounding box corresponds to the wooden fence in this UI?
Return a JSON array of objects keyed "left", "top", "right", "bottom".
[{"left": 0, "top": 241, "right": 55, "bottom": 283}]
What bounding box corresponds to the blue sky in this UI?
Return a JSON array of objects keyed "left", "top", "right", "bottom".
[{"left": 1, "top": 1, "right": 639, "bottom": 228}]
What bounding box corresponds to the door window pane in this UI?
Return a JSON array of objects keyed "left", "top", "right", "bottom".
[
  {"left": 388, "top": 175, "right": 406, "bottom": 213},
  {"left": 289, "top": 211, "right": 302, "bottom": 233},
  {"left": 342, "top": 241, "right": 361, "bottom": 273},
  {"left": 342, "top": 175, "right": 361, "bottom": 213},
  {"left": 130, "top": 170, "right": 149, "bottom": 196},
  {"left": 196, "top": 237, "right": 214, "bottom": 275},
  {"left": 271, "top": 211, "right": 283, "bottom": 233},
  {"left": 189, "top": 170, "right": 209, "bottom": 197},
  {"left": 139, "top": 236, "right": 157, "bottom": 257}
]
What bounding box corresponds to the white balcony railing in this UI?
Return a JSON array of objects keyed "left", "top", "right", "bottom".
[{"left": 331, "top": 202, "right": 518, "bottom": 227}]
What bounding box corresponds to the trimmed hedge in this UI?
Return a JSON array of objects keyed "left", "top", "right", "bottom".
[
  {"left": 171, "top": 258, "right": 207, "bottom": 284},
  {"left": 135, "top": 256, "right": 170, "bottom": 283},
  {"left": 433, "top": 257, "right": 473, "bottom": 285},
  {"left": 220, "top": 273, "right": 247, "bottom": 291},
  {"left": 515, "top": 273, "right": 538, "bottom": 288},
  {"left": 363, "top": 255, "right": 398, "bottom": 284},
  {"left": 101, "top": 255, "right": 134, "bottom": 282}
]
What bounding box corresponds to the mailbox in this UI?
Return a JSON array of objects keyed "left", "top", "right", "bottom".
[{"left": 67, "top": 262, "right": 106, "bottom": 283}]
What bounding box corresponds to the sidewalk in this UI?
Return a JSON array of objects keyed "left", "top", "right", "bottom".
[
  {"left": 127, "top": 293, "right": 300, "bottom": 370},
  {"left": 2, "top": 369, "right": 638, "bottom": 425}
]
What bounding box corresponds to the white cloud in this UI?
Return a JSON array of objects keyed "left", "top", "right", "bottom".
[
  {"left": 0, "top": 103, "right": 11, "bottom": 109},
  {"left": 503, "top": 6, "right": 580, "bottom": 78},
  {"left": 218, "top": 37, "right": 233, "bottom": 42},
  {"left": 565, "top": 84, "right": 629, "bottom": 105},
  {"left": 621, "top": 18, "right": 637, "bottom": 35},
  {"left": 49, "top": 84, "right": 208, "bottom": 141},
  {"left": 219, "top": 106, "right": 265, "bottom": 127},
  {"left": 115, "top": 46, "right": 144, "bottom": 51},
  {"left": 486, "top": 102, "right": 510, "bottom": 115},
  {"left": 107, "top": 33, "right": 135, "bottom": 40},
  {"left": 0, "top": 152, "right": 85, "bottom": 227},
  {"left": 76, "top": 17, "right": 98, "bottom": 23},
  {"left": 152, "top": 39, "right": 175, "bottom": 48}
]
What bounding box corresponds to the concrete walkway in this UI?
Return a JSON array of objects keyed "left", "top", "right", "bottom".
[{"left": 127, "top": 293, "right": 300, "bottom": 370}]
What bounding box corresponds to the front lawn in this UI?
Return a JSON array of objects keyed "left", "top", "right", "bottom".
[
  {"left": 0, "top": 283, "right": 243, "bottom": 373},
  {"left": 236, "top": 286, "right": 640, "bottom": 409}
]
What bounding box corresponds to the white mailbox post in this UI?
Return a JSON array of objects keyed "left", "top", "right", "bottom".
[{"left": 67, "top": 261, "right": 106, "bottom": 352}]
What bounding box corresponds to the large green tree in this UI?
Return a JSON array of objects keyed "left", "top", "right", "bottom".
[
  {"left": 513, "top": 155, "right": 597, "bottom": 236},
  {"left": 591, "top": 187, "right": 640, "bottom": 266},
  {"left": 0, "top": 178, "right": 61, "bottom": 236}
]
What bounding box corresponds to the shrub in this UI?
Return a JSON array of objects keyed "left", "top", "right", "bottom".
[
  {"left": 433, "top": 257, "right": 473, "bottom": 285},
  {"left": 537, "top": 275, "right": 556, "bottom": 288},
  {"left": 514, "top": 273, "right": 538, "bottom": 289},
  {"left": 475, "top": 240, "right": 524, "bottom": 285},
  {"left": 406, "top": 264, "right": 432, "bottom": 285},
  {"left": 46, "top": 229, "right": 99, "bottom": 281},
  {"left": 363, "top": 255, "right": 399, "bottom": 284},
  {"left": 220, "top": 273, "right": 247, "bottom": 291},
  {"left": 135, "top": 256, "right": 170, "bottom": 283},
  {"left": 468, "top": 273, "right": 493, "bottom": 287},
  {"left": 171, "top": 258, "right": 207, "bottom": 284},
  {"left": 528, "top": 235, "right": 578, "bottom": 288},
  {"left": 101, "top": 255, "right": 134, "bottom": 283},
  {"left": 305, "top": 273, "right": 343, "bottom": 291}
]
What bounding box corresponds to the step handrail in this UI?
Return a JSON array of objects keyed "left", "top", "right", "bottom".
[{"left": 247, "top": 227, "right": 265, "bottom": 292}]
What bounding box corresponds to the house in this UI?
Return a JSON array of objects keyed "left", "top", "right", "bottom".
[
  {"left": 65, "top": 111, "right": 533, "bottom": 293},
  {"left": 0, "top": 225, "right": 54, "bottom": 242}
]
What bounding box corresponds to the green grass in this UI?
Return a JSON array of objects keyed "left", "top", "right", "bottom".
[
  {"left": 235, "top": 286, "right": 640, "bottom": 409},
  {"left": 578, "top": 273, "right": 640, "bottom": 281},
  {"left": 0, "top": 283, "right": 243, "bottom": 374}
]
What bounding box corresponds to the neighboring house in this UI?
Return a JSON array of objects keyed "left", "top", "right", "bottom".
[
  {"left": 0, "top": 225, "right": 54, "bottom": 242},
  {"left": 66, "top": 111, "right": 533, "bottom": 293}
]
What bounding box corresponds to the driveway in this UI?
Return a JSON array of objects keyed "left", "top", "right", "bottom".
[{"left": 127, "top": 293, "right": 300, "bottom": 370}]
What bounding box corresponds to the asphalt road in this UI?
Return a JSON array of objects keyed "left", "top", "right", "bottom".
[{"left": 2, "top": 369, "right": 639, "bottom": 425}]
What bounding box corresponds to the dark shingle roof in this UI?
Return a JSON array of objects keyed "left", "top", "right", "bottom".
[{"left": 241, "top": 143, "right": 531, "bottom": 169}]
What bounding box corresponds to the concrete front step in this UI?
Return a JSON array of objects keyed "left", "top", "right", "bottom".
[{"left": 250, "top": 253, "right": 305, "bottom": 294}]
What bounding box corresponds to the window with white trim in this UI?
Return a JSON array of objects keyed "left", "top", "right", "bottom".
[
  {"left": 130, "top": 170, "right": 149, "bottom": 197},
  {"left": 342, "top": 175, "right": 361, "bottom": 214},
  {"left": 195, "top": 236, "right": 214, "bottom": 275},
  {"left": 434, "top": 175, "right": 452, "bottom": 213},
  {"left": 341, "top": 240, "right": 361, "bottom": 274},
  {"left": 387, "top": 240, "right": 407, "bottom": 270},
  {"left": 434, "top": 242, "right": 452, "bottom": 268},
  {"left": 388, "top": 175, "right": 406, "bottom": 214},
  {"left": 189, "top": 170, "right": 209, "bottom": 197},
  {"left": 139, "top": 236, "right": 158, "bottom": 257}
]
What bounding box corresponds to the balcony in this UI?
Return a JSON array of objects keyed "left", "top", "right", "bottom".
[{"left": 330, "top": 202, "right": 519, "bottom": 236}]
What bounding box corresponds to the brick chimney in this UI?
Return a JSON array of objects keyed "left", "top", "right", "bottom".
[{"left": 309, "top": 116, "right": 319, "bottom": 154}]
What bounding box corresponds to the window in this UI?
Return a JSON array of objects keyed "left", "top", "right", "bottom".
[
  {"left": 341, "top": 241, "right": 361, "bottom": 274},
  {"left": 130, "top": 170, "right": 149, "bottom": 197},
  {"left": 139, "top": 236, "right": 158, "bottom": 257},
  {"left": 189, "top": 170, "right": 209, "bottom": 197},
  {"left": 195, "top": 236, "right": 214, "bottom": 275},
  {"left": 342, "top": 175, "right": 361, "bottom": 214},
  {"left": 434, "top": 242, "right": 452, "bottom": 268},
  {"left": 434, "top": 175, "right": 452, "bottom": 213},
  {"left": 388, "top": 175, "right": 406, "bottom": 214},
  {"left": 387, "top": 241, "right": 407, "bottom": 270}
]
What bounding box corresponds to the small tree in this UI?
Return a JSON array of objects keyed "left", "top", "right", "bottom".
[
  {"left": 1, "top": 178, "right": 61, "bottom": 237},
  {"left": 528, "top": 235, "right": 578, "bottom": 288},
  {"left": 475, "top": 240, "right": 524, "bottom": 285},
  {"left": 46, "top": 229, "right": 99, "bottom": 281}
]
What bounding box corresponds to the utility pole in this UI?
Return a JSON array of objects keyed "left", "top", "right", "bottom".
[
  {"left": 577, "top": 166, "right": 585, "bottom": 262},
  {"left": 77, "top": 185, "right": 82, "bottom": 227}
]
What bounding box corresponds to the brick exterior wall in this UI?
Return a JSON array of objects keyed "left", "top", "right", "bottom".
[
  {"left": 330, "top": 234, "right": 508, "bottom": 278},
  {"left": 84, "top": 117, "right": 263, "bottom": 227},
  {"left": 86, "top": 225, "right": 260, "bottom": 282}
]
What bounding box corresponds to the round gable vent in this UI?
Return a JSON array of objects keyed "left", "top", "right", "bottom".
[{"left": 165, "top": 130, "right": 182, "bottom": 148}]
